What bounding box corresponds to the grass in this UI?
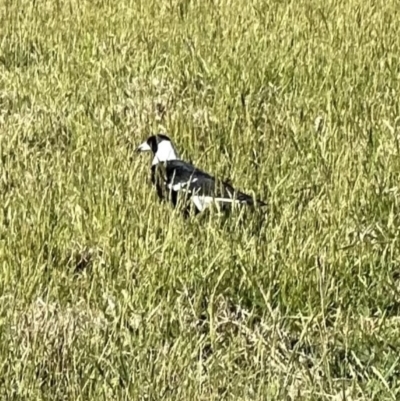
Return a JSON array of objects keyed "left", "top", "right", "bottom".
[{"left": 0, "top": 0, "right": 400, "bottom": 399}]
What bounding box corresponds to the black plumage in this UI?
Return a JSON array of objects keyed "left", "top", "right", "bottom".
[{"left": 166, "top": 160, "right": 263, "bottom": 204}]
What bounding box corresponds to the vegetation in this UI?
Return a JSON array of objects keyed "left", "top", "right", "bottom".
[{"left": 1, "top": 0, "right": 400, "bottom": 399}]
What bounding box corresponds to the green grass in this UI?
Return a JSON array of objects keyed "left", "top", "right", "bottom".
[{"left": 1, "top": 0, "right": 400, "bottom": 399}]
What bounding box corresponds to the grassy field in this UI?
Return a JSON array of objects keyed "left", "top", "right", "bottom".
[{"left": 1, "top": 0, "right": 400, "bottom": 399}]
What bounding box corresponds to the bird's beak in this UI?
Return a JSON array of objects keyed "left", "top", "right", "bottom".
[{"left": 136, "top": 141, "right": 152, "bottom": 153}]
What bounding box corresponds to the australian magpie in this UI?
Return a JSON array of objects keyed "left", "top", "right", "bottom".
[{"left": 136, "top": 134, "right": 266, "bottom": 214}]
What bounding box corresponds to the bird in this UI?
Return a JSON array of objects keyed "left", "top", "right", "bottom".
[{"left": 136, "top": 134, "right": 267, "bottom": 214}]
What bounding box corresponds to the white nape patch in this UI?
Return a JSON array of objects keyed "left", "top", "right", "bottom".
[
  {"left": 137, "top": 141, "right": 152, "bottom": 152},
  {"left": 191, "top": 195, "right": 244, "bottom": 212},
  {"left": 152, "top": 141, "right": 179, "bottom": 166},
  {"left": 167, "top": 178, "right": 198, "bottom": 191}
]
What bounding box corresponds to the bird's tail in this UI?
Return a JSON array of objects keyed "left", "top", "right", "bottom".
[
  {"left": 255, "top": 199, "right": 267, "bottom": 207},
  {"left": 236, "top": 191, "right": 267, "bottom": 207}
]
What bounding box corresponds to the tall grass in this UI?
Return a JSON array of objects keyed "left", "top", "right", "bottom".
[{"left": 1, "top": 0, "right": 400, "bottom": 399}]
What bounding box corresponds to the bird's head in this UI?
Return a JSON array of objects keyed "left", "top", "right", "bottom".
[{"left": 136, "top": 134, "right": 179, "bottom": 165}]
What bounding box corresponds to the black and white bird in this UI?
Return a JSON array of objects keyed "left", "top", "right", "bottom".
[{"left": 136, "top": 134, "right": 266, "bottom": 214}]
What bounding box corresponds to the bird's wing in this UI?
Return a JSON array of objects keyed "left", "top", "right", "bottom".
[{"left": 164, "top": 160, "right": 262, "bottom": 211}]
